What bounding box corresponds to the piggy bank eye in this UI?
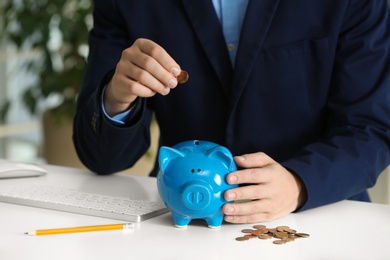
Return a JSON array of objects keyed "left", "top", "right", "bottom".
[
  {"left": 197, "top": 169, "right": 201, "bottom": 172},
  {"left": 191, "top": 169, "right": 195, "bottom": 173}
]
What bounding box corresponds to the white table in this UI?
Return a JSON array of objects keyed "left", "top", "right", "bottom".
[{"left": 1, "top": 164, "right": 389, "bottom": 260}]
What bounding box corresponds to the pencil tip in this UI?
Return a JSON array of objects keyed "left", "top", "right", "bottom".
[{"left": 24, "top": 232, "right": 28, "bottom": 235}]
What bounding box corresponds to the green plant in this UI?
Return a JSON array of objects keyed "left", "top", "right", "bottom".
[
  {"left": 1, "top": 0, "right": 92, "bottom": 123},
  {"left": 0, "top": 101, "right": 10, "bottom": 123}
]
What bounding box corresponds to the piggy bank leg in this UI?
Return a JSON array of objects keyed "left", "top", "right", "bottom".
[
  {"left": 172, "top": 214, "right": 191, "bottom": 228},
  {"left": 206, "top": 214, "right": 223, "bottom": 229}
]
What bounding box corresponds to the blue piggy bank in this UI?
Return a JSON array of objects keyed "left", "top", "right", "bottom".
[{"left": 157, "top": 140, "right": 238, "bottom": 228}]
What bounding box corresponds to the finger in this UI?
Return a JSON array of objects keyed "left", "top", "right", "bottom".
[
  {"left": 137, "top": 38, "right": 181, "bottom": 75},
  {"left": 135, "top": 38, "right": 181, "bottom": 88},
  {"left": 224, "top": 184, "right": 270, "bottom": 202},
  {"left": 119, "top": 78, "right": 158, "bottom": 98},
  {"left": 121, "top": 49, "right": 175, "bottom": 95},
  {"left": 224, "top": 212, "right": 275, "bottom": 224},
  {"left": 122, "top": 59, "right": 171, "bottom": 96},
  {"left": 131, "top": 50, "right": 178, "bottom": 90},
  {"left": 110, "top": 65, "right": 157, "bottom": 100},
  {"left": 222, "top": 200, "right": 278, "bottom": 223},
  {"left": 234, "top": 152, "right": 274, "bottom": 168},
  {"left": 226, "top": 167, "right": 274, "bottom": 185},
  {"left": 224, "top": 197, "right": 269, "bottom": 216}
]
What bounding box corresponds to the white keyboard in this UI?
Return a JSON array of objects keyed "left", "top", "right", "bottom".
[{"left": 0, "top": 185, "right": 168, "bottom": 222}]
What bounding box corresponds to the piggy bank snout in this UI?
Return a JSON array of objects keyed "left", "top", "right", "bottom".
[{"left": 181, "top": 181, "right": 212, "bottom": 210}]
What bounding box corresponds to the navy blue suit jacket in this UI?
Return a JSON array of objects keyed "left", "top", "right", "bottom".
[{"left": 74, "top": 0, "right": 390, "bottom": 211}]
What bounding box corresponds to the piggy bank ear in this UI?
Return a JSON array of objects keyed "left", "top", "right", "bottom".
[
  {"left": 159, "top": 146, "right": 185, "bottom": 173},
  {"left": 205, "top": 146, "right": 236, "bottom": 171}
]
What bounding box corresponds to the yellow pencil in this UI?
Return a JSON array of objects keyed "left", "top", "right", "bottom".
[{"left": 24, "top": 223, "right": 134, "bottom": 236}]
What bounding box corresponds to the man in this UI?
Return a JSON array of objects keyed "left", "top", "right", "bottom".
[{"left": 73, "top": 0, "right": 390, "bottom": 223}]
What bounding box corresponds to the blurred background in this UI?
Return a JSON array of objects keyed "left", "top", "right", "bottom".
[
  {"left": 0, "top": 0, "right": 158, "bottom": 176},
  {"left": 0, "top": 0, "right": 389, "bottom": 205},
  {"left": 0, "top": 0, "right": 91, "bottom": 167}
]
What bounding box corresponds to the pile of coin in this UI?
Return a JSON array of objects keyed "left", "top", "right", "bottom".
[{"left": 235, "top": 225, "right": 310, "bottom": 245}]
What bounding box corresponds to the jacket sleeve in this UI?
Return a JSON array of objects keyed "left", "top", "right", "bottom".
[
  {"left": 282, "top": 0, "right": 390, "bottom": 210},
  {"left": 73, "top": 1, "right": 153, "bottom": 175}
]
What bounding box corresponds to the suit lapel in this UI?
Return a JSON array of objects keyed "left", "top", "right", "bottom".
[
  {"left": 181, "top": 0, "right": 233, "bottom": 98},
  {"left": 231, "top": 0, "right": 280, "bottom": 105}
]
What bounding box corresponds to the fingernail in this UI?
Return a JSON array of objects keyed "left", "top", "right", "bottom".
[
  {"left": 163, "top": 87, "right": 170, "bottom": 95},
  {"left": 225, "top": 216, "right": 233, "bottom": 221},
  {"left": 234, "top": 156, "right": 245, "bottom": 161},
  {"left": 171, "top": 67, "right": 180, "bottom": 76},
  {"left": 228, "top": 175, "right": 238, "bottom": 183},
  {"left": 227, "top": 192, "right": 236, "bottom": 200},
  {"left": 225, "top": 206, "right": 235, "bottom": 213},
  {"left": 168, "top": 78, "right": 177, "bottom": 88}
]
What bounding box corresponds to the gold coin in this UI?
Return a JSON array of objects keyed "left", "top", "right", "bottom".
[
  {"left": 276, "top": 226, "right": 290, "bottom": 232},
  {"left": 235, "top": 236, "right": 249, "bottom": 241},
  {"left": 258, "top": 234, "right": 272, "bottom": 240},
  {"left": 251, "top": 229, "right": 266, "bottom": 236},
  {"left": 275, "top": 231, "right": 289, "bottom": 239},
  {"left": 286, "top": 228, "right": 297, "bottom": 234},
  {"left": 244, "top": 234, "right": 258, "bottom": 239},
  {"left": 273, "top": 240, "right": 286, "bottom": 245},
  {"left": 177, "top": 70, "right": 189, "bottom": 84},
  {"left": 296, "top": 233, "right": 310, "bottom": 238},
  {"left": 253, "top": 224, "right": 266, "bottom": 229},
  {"left": 268, "top": 228, "right": 277, "bottom": 234}
]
